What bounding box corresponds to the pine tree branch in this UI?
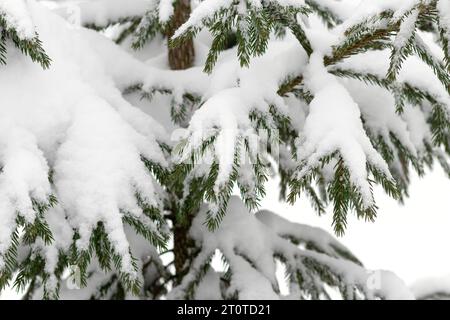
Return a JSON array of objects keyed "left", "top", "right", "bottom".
[
  {"left": 276, "top": 3, "right": 442, "bottom": 97},
  {"left": 277, "top": 76, "right": 303, "bottom": 96}
]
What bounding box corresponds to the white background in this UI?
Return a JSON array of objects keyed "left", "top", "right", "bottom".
[{"left": 261, "top": 166, "right": 450, "bottom": 288}]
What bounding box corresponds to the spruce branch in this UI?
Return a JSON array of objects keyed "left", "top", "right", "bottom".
[{"left": 0, "top": 15, "right": 51, "bottom": 69}]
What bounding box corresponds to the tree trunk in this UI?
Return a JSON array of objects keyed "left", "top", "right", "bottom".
[
  {"left": 167, "top": 0, "right": 195, "bottom": 280},
  {"left": 166, "top": 0, "right": 195, "bottom": 70},
  {"left": 173, "top": 217, "right": 191, "bottom": 277}
]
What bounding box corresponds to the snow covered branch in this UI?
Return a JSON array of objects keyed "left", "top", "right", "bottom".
[
  {"left": 170, "top": 197, "right": 413, "bottom": 300},
  {"left": 0, "top": 0, "right": 448, "bottom": 300}
]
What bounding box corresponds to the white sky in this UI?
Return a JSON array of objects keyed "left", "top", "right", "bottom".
[{"left": 260, "top": 166, "right": 450, "bottom": 287}]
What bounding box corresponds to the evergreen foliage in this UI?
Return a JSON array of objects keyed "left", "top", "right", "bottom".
[
  {"left": 0, "top": 9, "right": 50, "bottom": 68},
  {"left": 0, "top": 0, "right": 448, "bottom": 300}
]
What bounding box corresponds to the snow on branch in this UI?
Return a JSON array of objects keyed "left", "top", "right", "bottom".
[
  {"left": 0, "top": 0, "right": 35, "bottom": 38},
  {"left": 171, "top": 0, "right": 311, "bottom": 73},
  {"left": 290, "top": 53, "right": 398, "bottom": 235},
  {"left": 171, "top": 39, "right": 307, "bottom": 229},
  {"left": 170, "top": 196, "right": 413, "bottom": 300},
  {"left": 50, "top": 0, "right": 152, "bottom": 29},
  {"left": 0, "top": 0, "right": 449, "bottom": 300},
  {"left": 160, "top": 0, "right": 450, "bottom": 237},
  {"left": 0, "top": 3, "right": 169, "bottom": 296},
  {"left": 0, "top": 0, "right": 50, "bottom": 68},
  {"left": 437, "top": 0, "right": 450, "bottom": 67},
  {"left": 387, "top": 8, "right": 420, "bottom": 81}
]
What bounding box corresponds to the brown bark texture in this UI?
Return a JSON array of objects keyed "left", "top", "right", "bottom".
[{"left": 166, "top": 0, "right": 195, "bottom": 70}]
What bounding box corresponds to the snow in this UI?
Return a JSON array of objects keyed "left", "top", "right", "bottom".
[
  {"left": 256, "top": 209, "right": 358, "bottom": 261},
  {"left": 342, "top": 0, "right": 420, "bottom": 29},
  {"left": 331, "top": 29, "right": 449, "bottom": 157},
  {"left": 0, "top": 0, "right": 449, "bottom": 300},
  {"left": 299, "top": 53, "right": 391, "bottom": 207},
  {"left": 158, "top": 0, "right": 174, "bottom": 23},
  {"left": 173, "top": 0, "right": 232, "bottom": 39},
  {"left": 437, "top": 0, "right": 450, "bottom": 65},
  {"left": 412, "top": 275, "right": 450, "bottom": 299},
  {"left": 194, "top": 269, "right": 222, "bottom": 300},
  {"left": 401, "top": 105, "right": 432, "bottom": 152},
  {"left": 177, "top": 196, "right": 414, "bottom": 300},
  {"left": 0, "top": 121, "right": 51, "bottom": 256},
  {"left": 173, "top": 0, "right": 306, "bottom": 40},
  {"left": 259, "top": 165, "right": 450, "bottom": 299},
  {"left": 335, "top": 32, "right": 448, "bottom": 104},
  {"left": 393, "top": 9, "right": 418, "bottom": 51},
  {"left": 53, "top": 223, "right": 162, "bottom": 300},
  {"left": 0, "top": 0, "right": 35, "bottom": 39},
  {"left": 0, "top": 2, "right": 167, "bottom": 273},
  {"left": 437, "top": 0, "right": 450, "bottom": 35},
  {"left": 343, "top": 79, "right": 418, "bottom": 156},
  {"left": 269, "top": 0, "right": 306, "bottom": 8},
  {"left": 309, "top": 0, "right": 357, "bottom": 21},
  {"left": 51, "top": 0, "right": 152, "bottom": 28},
  {"left": 176, "top": 37, "right": 307, "bottom": 192},
  {"left": 142, "top": 66, "right": 210, "bottom": 100}
]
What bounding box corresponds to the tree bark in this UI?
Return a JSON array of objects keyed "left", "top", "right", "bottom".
[
  {"left": 166, "top": 0, "right": 195, "bottom": 70},
  {"left": 173, "top": 218, "right": 191, "bottom": 277},
  {"left": 167, "top": 0, "right": 195, "bottom": 280}
]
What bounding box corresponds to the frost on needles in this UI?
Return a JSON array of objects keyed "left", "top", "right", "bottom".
[{"left": 0, "top": 0, "right": 448, "bottom": 300}]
